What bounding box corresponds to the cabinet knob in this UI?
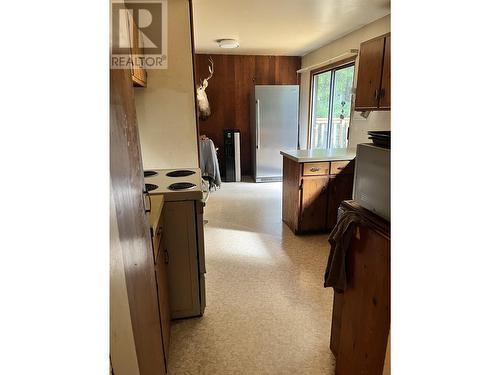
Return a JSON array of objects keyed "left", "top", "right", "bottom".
[{"left": 310, "top": 167, "right": 320, "bottom": 172}]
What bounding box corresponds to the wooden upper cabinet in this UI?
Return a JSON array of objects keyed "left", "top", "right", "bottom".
[
  {"left": 379, "top": 35, "right": 391, "bottom": 109},
  {"left": 127, "top": 14, "right": 147, "bottom": 87},
  {"left": 355, "top": 33, "right": 390, "bottom": 111}
]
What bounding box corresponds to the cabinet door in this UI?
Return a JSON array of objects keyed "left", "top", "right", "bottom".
[
  {"left": 165, "top": 201, "right": 201, "bottom": 318},
  {"left": 299, "top": 176, "right": 329, "bottom": 232},
  {"left": 355, "top": 37, "right": 385, "bottom": 110},
  {"left": 127, "top": 14, "right": 147, "bottom": 87},
  {"left": 326, "top": 174, "right": 354, "bottom": 230},
  {"left": 379, "top": 36, "right": 391, "bottom": 109},
  {"left": 155, "top": 237, "right": 171, "bottom": 366}
]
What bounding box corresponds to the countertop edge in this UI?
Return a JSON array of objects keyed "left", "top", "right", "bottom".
[
  {"left": 149, "top": 194, "right": 165, "bottom": 232},
  {"left": 280, "top": 150, "right": 356, "bottom": 163}
]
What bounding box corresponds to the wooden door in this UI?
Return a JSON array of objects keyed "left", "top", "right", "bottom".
[
  {"left": 379, "top": 35, "right": 391, "bottom": 109},
  {"left": 326, "top": 174, "right": 354, "bottom": 230},
  {"left": 299, "top": 176, "right": 329, "bottom": 232},
  {"left": 355, "top": 36, "right": 385, "bottom": 110},
  {"left": 110, "top": 67, "right": 166, "bottom": 374},
  {"left": 155, "top": 233, "right": 171, "bottom": 368}
]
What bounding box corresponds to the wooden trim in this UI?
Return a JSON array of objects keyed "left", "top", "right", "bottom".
[
  {"left": 188, "top": 0, "right": 201, "bottom": 166},
  {"left": 310, "top": 56, "right": 356, "bottom": 76},
  {"left": 306, "top": 71, "right": 314, "bottom": 149},
  {"left": 307, "top": 58, "right": 356, "bottom": 148}
]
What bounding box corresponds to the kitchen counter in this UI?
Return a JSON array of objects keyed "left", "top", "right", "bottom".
[{"left": 280, "top": 148, "right": 356, "bottom": 163}]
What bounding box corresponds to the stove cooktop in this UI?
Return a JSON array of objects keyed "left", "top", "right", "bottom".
[
  {"left": 166, "top": 170, "right": 196, "bottom": 177},
  {"left": 145, "top": 183, "right": 159, "bottom": 192},
  {"left": 168, "top": 182, "right": 196, "bottom": 191}
]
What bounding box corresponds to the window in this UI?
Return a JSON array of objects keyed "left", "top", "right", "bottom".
[{"left": 309, "top": 62, "right": 355, "bottom": 149}]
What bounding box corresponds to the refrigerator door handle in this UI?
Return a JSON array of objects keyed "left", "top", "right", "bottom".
[{"left": 256, "top": 99, "right": 261, "bottom": 149}]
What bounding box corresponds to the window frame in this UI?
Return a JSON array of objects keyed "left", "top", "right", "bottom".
[{"left": 307, "top": 57, "right": 356, "bottom": 149}]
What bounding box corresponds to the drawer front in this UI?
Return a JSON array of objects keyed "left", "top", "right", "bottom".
[
  {"left": 303, "top": 162, "right": 330, "bottom": 176},
  {"left": 330, "top": 160, "right": 354, "bottom": 175}
]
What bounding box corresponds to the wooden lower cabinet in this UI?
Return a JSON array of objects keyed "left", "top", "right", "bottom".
[
  {"left": 326, "top": 174, "right": 354, "bottom": 229},
  {"left": 149, "top": 196, "right": 171, "bottom": 370},
  {"left": 155, "top": 234, "right": 171, "bottom": 369},
  {"left": 282, "top": 157, "right": 355, "bottom": 234},
  {"left": 300, "top": 176, "right": 329, "bottom": 232},
  {"left": 330, "top": 201, "right": 390, "bottom": 375}
]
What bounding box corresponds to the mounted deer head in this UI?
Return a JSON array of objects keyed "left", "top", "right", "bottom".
[{"left": 196, "top": 57, "right": 214, "bottom": 120}]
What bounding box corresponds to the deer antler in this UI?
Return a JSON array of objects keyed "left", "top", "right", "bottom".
[{"left": 206, "top": 56, "right": 214, "bottom": 81}]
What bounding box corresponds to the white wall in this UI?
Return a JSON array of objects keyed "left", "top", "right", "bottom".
[
  {"left": 299, "top": 15, "right": 391, "bottom": 150},
  {"left": 134, "top": 0, "right": 199, "bottom": 170}
]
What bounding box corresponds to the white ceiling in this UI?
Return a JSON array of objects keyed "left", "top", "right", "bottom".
[{"left": 192, "top": 0, "right": 390, "bottom": 56}]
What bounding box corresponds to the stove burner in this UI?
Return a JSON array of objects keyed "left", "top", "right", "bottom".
[
  {"left": 145, "top": 183, "right": 158, "bottom": 192},
  {"left": 166, "top": 170, "right": 196, "bottom": 177},
  {"left": 144, "top": 170, "right": 158, "bottom": 177},
  {"left": 168, "top": 182, "right": 196, "bottom": 191}
]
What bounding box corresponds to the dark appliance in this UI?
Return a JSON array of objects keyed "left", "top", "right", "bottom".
[
  {"left": 223, "top": 129, "right": 241, "bottom": 182},
  {"left": 367, "top": 130, "right": 391, "bottom": 148}
]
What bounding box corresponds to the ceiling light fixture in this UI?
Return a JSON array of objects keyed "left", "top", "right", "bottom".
[{"left": 217, "top": 39, "right": 239, "bottom": 49}]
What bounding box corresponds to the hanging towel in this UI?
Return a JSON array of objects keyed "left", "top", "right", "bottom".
[
  {"left": 199, "top": 138, "right": 221, "bottom": 190},
  {"left": 324, "top": 210, "right": 368, "bottom": 293}
]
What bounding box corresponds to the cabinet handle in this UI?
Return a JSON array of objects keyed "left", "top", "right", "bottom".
[
  {"left": 374, "top": 89, "right": 379, "bottom": 99},
  {"left": 310, "top": 167, "right": 321, "bottom": 172},
  {"left": 380, "top": 88, "right": 385, "bottom": 98},
  {"left": 336, "top": 166, "right": 344, "bottom": 170},
  {"left": 165, "top": 248, "right": 169, "bottom": 264},
  {"left": 156, "top": 225, "right": 162, "bottom": 236}
]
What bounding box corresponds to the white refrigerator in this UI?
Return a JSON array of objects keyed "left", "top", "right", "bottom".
[{"left": 250, "top": 85, "right": 299, "bottom": 182}]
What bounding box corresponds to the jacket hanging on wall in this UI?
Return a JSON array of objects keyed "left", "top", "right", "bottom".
[{"left": 199, "top": 137, "right": 221, "bottom": 190}]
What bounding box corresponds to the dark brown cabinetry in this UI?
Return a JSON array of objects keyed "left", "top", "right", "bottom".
[
  {"left": 300, "top": 176, "right": 330, "bottom": 232},
  {"left": 355, "top": 33, "right": 390, "bottom": 111},
  {"left": 326, "top": 174, "right": 354, "bottom": 229},
  {"left": 282, "top": 157, "right": 355, "bottom": 234},
  {"left": 330, "top": 201, "right": 390, "bottom": 375}
]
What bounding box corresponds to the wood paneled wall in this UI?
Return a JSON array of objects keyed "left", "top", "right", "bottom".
[{"left": 194, "top": 54, "right": 301, "bottom": 177}]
